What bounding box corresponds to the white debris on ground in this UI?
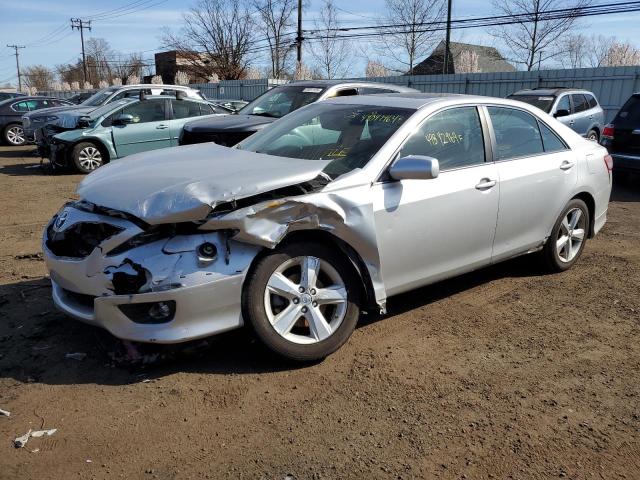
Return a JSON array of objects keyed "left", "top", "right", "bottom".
[
  {"left": 0, "top": 408, "right": 10, "bottom": 417},
  {"left": 14, "top": 429, "right": 57, "bottom": 448}
]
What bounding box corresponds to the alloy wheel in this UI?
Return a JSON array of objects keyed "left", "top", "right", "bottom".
[
  {"left": 264, "top": 255, "right": 348, "bottom": 344},
  {"left": 556, "top": 207, "right": 586, "bottom": 263},
  {"left": 78, "top": 146, "right": 102, "bottom": 171},
  {"left": 6, "top": 125, "right": 25, "bottom": 146}
]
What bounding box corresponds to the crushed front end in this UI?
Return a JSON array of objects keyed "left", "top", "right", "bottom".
[{"left": 43, "top": 202, "right": 261, "bottom": 343}]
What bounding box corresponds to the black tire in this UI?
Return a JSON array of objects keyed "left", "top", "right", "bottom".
[
  {"left": 587, "top": 129, "right": 599, "bottom": 142},
  {"left": 71, "top": 141, "right": 105, "bottom": 174},
  {"left": 242, "top": 242, "right": 361, "bottom": 362},
  {"left": 3, "top": 123, "right": 26, "bottom": 146},
  {"left": 543, "top": 198, "right": 590, "bottom": 272}
]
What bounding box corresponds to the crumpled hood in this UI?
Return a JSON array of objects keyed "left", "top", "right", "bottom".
[
  {"left": 56, "top": 107, "right": 97, "bottom": 128},
  {"left": 25, "top": 105, "right": 93, "bottom": 120},
  {"left": 184, "top": 114, "right": 275, "bottom": 133},
  {"left": 77, "top": 143, "right": 331, "bottom": 225}
]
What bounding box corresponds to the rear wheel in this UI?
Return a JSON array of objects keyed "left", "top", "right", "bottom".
[
  {"left": 3, "top": 123, "right": 25, "bottom": 146},
  {"left": 72, "top": 142, "right": 104, "bottom": 173},
  {"left": 543, "top": 199, "right": 589, "bottom": 272},
  {"left": 243, "top": 242, "right": 361, "bottom": 361},
  {"left": 587, "top": 129, "right": 599, "bottom": 142}
]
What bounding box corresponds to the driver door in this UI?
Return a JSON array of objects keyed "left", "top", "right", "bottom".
[
  {"left": 111, "top": 98, "right": 171, "bottom": 157},
  {"left": 371, "top": 106, "right": 500, "bottom": 296}
]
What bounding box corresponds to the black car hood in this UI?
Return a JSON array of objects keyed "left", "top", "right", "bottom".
[{"left": 183, "top": 114, "right": 276, "bottom": 133}]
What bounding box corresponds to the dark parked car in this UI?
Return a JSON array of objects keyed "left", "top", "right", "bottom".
[
  {"left": 67, "top": 92, "right": 96, "bottom": 104},
  {"left": 0, "top": 96, "right": 73, "bottom": 146},
  {"left": 179, "top": 80, "right": 417, "bottom": 146},
  {"left": 508, "top": 88, "right": 604, "bottom": 141},
  {"left": 601, "top": 93, "right": 640, "bottom": 173},
  {"left": 0, "top": 91, "right": 26, "bottom": 102}
]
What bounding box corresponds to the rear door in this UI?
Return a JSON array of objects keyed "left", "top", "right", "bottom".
[
  {"left": 111, "top": 98, "right": 171, "bottom": 157},
  {"left": 487, "top": 106, "right": 577, "bottom": 261},
  {"left": 570, "top": 94, "right": 591, "bottom": 136},
  {"left": 611, "top": 94, "right": 640, "bottom": 156},
  {"left": 168, "top": 99, "right": 215, "bottom": 145}
]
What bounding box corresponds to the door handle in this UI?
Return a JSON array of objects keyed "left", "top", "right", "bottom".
[
  {"left": 475, "top": 178, "right": 497, "bottom": 190},
  {"left": 560, "top": 160, "right": 575, "bottom": 170},
  {"left": 156, "top": 124, "right": 169, "bottom": 130}
]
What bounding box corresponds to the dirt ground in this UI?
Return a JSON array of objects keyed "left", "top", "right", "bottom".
[{"left": 0, "top": 145, "right": 639, "bottom": 480}]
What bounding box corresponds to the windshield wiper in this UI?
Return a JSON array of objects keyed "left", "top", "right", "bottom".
[{"left": 251, "top": 111, "right": 279, "bottom": 118}]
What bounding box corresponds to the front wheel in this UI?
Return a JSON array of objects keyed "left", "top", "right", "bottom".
[
  {"left": 243, "top": 242, "right": 361, "bottom": 362},
  {"left": 543, "top": 199, "right": 589, "bottom": 272},
  {"left": 72, "top": 142, "right": 104, "bottom": 173},
  {"left": 3, "top": 123, "right": 26, "bottom": 146}
]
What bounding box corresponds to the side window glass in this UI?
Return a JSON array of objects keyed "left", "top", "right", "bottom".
[
  {"left": 556, "top": 95, "right": 570, "bottom": 113},
  {"left": 539, "top": 122, "right": 568, "bottom": 153},
  {"left": 172, "top": 100, "right": 202, "bottom": 119},
  {"left": 11, "top": 101, "right": 29, "bottom": 112},
  {"left": 571, "top": 94, "right": 589, "bottom": 113},
  {"left": 359, "top": 87, "right": 397, "bottom": 95},
  {"left": 113, "top": 89, "right": 147, "bottom": 101},
  {"left": 587, "top": 95, "right": 598, "bottom": 109},
  {"left": 399, "top": 107, "right": 485, "bottom": 171},
  {"left": 122, "top": 100, "right": 166, "bottom": 123},
  {"left": 329, "top": 88, "right": 358, "bottom": 98},
  {"left": 487, "top": 107, "right": 544, "bottom": 160}
]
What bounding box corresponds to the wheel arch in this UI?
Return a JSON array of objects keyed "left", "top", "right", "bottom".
[
  {"left": 245, "top": 230, "right": 378, "bottom": 312},
  {"left": 69, "top": 138, "right": 112, "bottom": 164},
  {"left": 571, "top": 191, "right": 596, "bottom": 238}
]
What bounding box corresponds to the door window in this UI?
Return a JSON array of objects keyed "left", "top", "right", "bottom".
[
  {"left": 399, "top": 107, "right": 485, "bottom": 171},
  {"left": 571, "top": 94, "right": 589, "bottom": 113},
  {"left": 538, "top": 122, "right": 568, "bottom": 153},
  {"left": 172, "top": 100, "right": 203, "bottom": 119},
  {"left": 359, "top": 87, "right": 398, "bottom": 94},
  {"left": 487, "top": 107, "right": 544, "bottom": 160},
  {"left": 122, "top": 100, "right": 166, "bottom": 123},
  {"left": 586, "top": 94, "right": 598, "bottom": 109},
  {"left": 555, "top": 95, "right": 570, "bottom": 113},
  {"left": 11, "top": 100, "right": 37, "bottom": 112}
]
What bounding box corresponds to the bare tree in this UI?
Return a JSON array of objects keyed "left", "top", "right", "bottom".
[
  {"left": 365, "top": 60, "right": 391, "bottom": 78},
  {"left": 253, "top": 0, "right": 296, "bottom": 78},
  {"left": 377, "top": 0, "right": 446, "bottom": 73},
  {"left": 559, "top": 34, "right": 640, "bottom": 68},
  {"left": 85, "top": 38, "right": 115, "bottom": 85},
  {"left": 308, "top": 0, "right": 350, "bottom": 79},
  {"left": 22, "top": 65, "right": 55, "bottom": 91},
  {"left": 491, "top": 0, "right": 591, "bottom": 71},
  {"left": 162, "top": 0, "right": 255, "bottom": 80},
  {"left": 456, "top": 50, "right": 480, "bottom": 73},
  {"left": 595, "top": 38, "right": 640, "bottom": 67},
  {"left": 559, "top": 33, "right": 590, "bottom": 68}
]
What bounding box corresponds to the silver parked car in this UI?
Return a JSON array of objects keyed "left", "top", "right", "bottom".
[
  {"left": 42, "top": 94, "right": 612, "bottom": 361},
  {"left": 508, "top": 88, "right": 605, "bottom": 141}
]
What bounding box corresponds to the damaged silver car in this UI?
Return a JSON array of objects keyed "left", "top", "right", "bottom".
[{"left": 43, "top": 94, "right": 612, "bottom": 361}]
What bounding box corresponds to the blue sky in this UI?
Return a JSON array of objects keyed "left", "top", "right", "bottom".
[{"left": 0, "top": 0, "right": 638, "bottom": 85}]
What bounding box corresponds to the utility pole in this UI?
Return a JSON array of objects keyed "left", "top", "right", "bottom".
[
  {"left": 7, "top": 45, "right": 25, "bottom": 92},
  {"left": 443, "top": 0, "right": 452, "bottom": 74},
  {"left": 296, "top": 0, "right": 303, "bottom": 68},
  {"left": 71, "top": 18, "right": 92, "bottom": 84}
]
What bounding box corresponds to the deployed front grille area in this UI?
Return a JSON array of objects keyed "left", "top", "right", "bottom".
[
  {"left": 46, "top": 221, "right": 123, "bottom": 258},
  {"left": 62, "top": 288, "right": 96, "bottom": 309}
]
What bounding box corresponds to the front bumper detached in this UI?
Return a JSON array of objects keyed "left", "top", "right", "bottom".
[{"left": 43, "top": 205, "right": 261, "bottom": 343}]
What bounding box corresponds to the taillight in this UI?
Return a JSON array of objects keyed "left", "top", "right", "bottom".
[
  {"left": 604, "top": 154, "right": 613, "bottom": 172},
  {"left": 602, "top": 124, "right": 615, "bottom": 139}
]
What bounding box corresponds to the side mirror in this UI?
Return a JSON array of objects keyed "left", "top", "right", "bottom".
[
  {"left": 113, "top": 113, "right": 134, "bottom": 126},
  {"left": 389, "top": 155, "right": 440, "bottom": 181},
  {"left": 554, "top": 109, "right": 570, "bottom": 118}
]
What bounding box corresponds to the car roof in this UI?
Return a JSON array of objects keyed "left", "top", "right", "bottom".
[
  {"left": 511, "top": 87, "right": 593, "bottom": 96},
  {"left": 287, "top": 79, "right": 416, "bottom": 92},
  {"left": 322, "top": 92, "right": 548, "bottom": 110}
]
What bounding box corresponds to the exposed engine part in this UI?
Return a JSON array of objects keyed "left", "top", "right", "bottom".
[
  {"left": 105, "top": 260, "right": 150, "bottom": 295},
  {"left": 46, "top": 221, "right": 123, "bottom": 258}
]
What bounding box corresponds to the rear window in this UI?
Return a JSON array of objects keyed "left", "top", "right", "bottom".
[
  {"left": 615, "top": 95, "right": 640, "bottom": 123},
  {"left": 507, "top": 95, "right": 555, "bottom": 113}
]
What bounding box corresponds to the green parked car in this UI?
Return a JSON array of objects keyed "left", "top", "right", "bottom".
[{"left": 46, "top": 94, "right": 227, "bottom": 173}]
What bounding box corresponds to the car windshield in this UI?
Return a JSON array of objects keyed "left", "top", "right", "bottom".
[
  {"left": 237, "top": 102, "right": 414, "bottom": 179},
  {"left": 508, "top": 94, "right": 555, "bottom": 113},
  {"left": 81, "top": 88, "right": 117, "bottom": 106},
  {"left": 616, "top": 95, "right": 640, "bottom": 123},
  {"left": 239, "top": 85, "right": 326, "bottom": 118},
  {"left": 87, "top": 99, "right": 134, "bottom": 121}
]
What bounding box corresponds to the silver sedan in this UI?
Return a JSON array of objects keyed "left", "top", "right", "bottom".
[{"left": 42, "top": 94, "right": 612, "bottom": 361}]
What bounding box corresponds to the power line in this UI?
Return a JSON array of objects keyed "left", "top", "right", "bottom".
[{"left": 71, "top": 18, "right": 92, "bottom": 84}]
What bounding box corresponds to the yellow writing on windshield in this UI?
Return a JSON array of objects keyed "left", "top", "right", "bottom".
[
  {"left": 326, "top": 148, "right": 349, "bottom": 157},
  {"left": 347, "top": 111, "right": 405, "bottom": 124},
  {"left": 425, "top": 131, "right": 464, "bottom": 146}
]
